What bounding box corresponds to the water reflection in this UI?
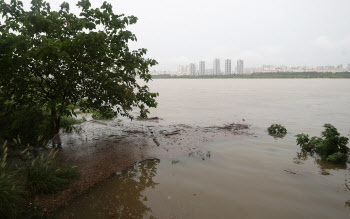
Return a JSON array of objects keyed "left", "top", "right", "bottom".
[
  {"left": 292, "top": 150, "right": 309, "bottom": 164},
  {"left": 293, "top": 149, "right": 347, "bottom": 174},
  {"left": 293, "top": 149, "right": 350, "bottom": 209},
  {"left": 314, "top": 157, "right": 347, "bottom": 175},
  {"left": 55, "top": 158, "right": 160, "bottom": 218}
]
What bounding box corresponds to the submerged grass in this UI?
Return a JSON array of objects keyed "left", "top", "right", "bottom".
[
  {"left": 60, "top": 116, "right": 86, "bottom": 128},
  {"left": 60, "top": 116, "right": 86, "bottom": 134}
]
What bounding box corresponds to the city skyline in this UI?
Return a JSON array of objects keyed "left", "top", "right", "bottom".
[
  {"left": 155, "top": 59, "right": 350, "bottom": 75},
  {"left": 18, "top": 0, "right": 350, "bottom": 71}
]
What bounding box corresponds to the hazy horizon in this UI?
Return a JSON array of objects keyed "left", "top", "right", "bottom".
[{"left": 17, "top": 0, "right": 350, "bottom": 70}]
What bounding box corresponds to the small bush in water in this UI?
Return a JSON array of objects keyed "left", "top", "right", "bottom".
[
  {"left": 296, "top": 124, "right": 349, "bottom": 164},
  {"left": 296, "top": 134, "right": 322, "bottom": 152},
  {"left": 268, "top": 124, "right": 287, "bottom": 136},
  {"left": 315, "top": 124, "right": 349, "bottom": 157},
  {"left": 326, "top": 152, "right": 348, "bottom": 164}
]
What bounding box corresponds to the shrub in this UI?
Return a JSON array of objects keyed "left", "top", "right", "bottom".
[
  {"left": 315, "top": 124, "right": 349, "bottom": 157},
  {"left": 296, "top": 134, "right": 322, "bottom": 152},
  {"left": 24, "top": 150, "right": 79, "bottom": 194},
  {"left": 268, "top": 124, "right": 287, "bottom": 136},
  {"left": 296, "top": 124, "right": 349, "bottom": 164},
  {"left": 0, "top": 105, "right": 51, "bottom": 147},
  {"left": 326, "top": 152, "right": 348, "bottom": 164},
  {"left": 91, "top": 109, "right": 116, "bottom": 120}
]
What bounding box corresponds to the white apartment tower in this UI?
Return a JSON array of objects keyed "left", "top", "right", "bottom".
[
  {"left": 199, "top": 61, "right": 205, "bottom": 75},
  {"left": 177, "top": 65, "right": 185, "bottom": 75},
  {"left": 213, "top": 58, "right": 221, "bottom": 75},
  {"left": 225, "top": 59, "right": 232, "bottom": 75},
  {"left": 189, "top": 63, "right": 196, "bottom": 76},
  {"left": 237, "top": 59, "right": 244, "bottom": 74}
]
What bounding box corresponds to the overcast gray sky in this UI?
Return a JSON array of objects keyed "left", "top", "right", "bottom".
[{"left": 18, "top": 0, "right": 350, "bottom": 70}]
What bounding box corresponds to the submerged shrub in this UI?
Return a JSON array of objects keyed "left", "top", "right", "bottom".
[
  {"left": 296, "top": 134, "right": 322, "bottom": 152},
  {"left": 296, "top": 124, "right": 349, "bottom": 164},
  {"left": 326, "top": 152, "right": 348, "bottom": 164},
  {"left": 315, "top": 124, "right": 349, "bottom": 157},
  {"left": 268, "top": 124, "right": 287, "bottom": 136},
  {"left": 24, "top": 150, "right": 79, "bottom": 194}
]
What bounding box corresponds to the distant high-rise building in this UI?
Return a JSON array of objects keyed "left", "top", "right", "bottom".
[
  {"left": 177, "top": 65, "right": 186, "bottom": 75},
  {"left": 213, "top": 59, "right": 221, "bottom": 75},
  {"left": 199, "top": 61, "right": 205, "bottom": 75},
  {"left": 225, "top": 59, "right": 232, "bottom": 75},
  {"left": 205, "top": 69, "right": 213, "bottom": 75},
  {"left": 337, "top": 64, "right": 343, "bottom": 70},
  {"left": 347, "top": 63, "right": 350, "bottom": 70},
  {"left": 189, "top": 63, "right": 196, "bottom": 76},
  {"left": 237, "top": 59, "right": 244, "bottom": 74}
]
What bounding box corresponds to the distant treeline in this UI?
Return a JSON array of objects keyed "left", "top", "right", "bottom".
[{"left": 151, "top": 72, "right": 350, "bottom": 79}]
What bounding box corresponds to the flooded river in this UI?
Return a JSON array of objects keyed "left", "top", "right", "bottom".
[{"left": 55, "top": 79, "right": 350, "bottom": 218}]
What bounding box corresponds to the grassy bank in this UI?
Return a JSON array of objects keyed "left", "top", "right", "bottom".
[{"left": 0, "top": 142, "right": 79, "bottom": 218}]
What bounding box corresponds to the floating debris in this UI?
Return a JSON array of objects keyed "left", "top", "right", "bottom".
[
  {"left": 123, "top": 129, "right": 145, "bottom": 134},
  {"left": 172, "top": 160, "right": 180, "bottom": 164},
  {"left": 205, "top": 123, "right": 249, "bottom": 131},
  {"left": 284, "top": 169, "right": 300, "bottom": 174},
  {"left": 136, "top": 117, "right": 162, "bottom": 121},
  {"left": 160, "top": 129, "right": 183, "bottom": 137},
  {"left": 153, "top": 138, "right": 160, "bottom": 146}
]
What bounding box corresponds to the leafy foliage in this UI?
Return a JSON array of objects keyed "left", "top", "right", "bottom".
[
  {"left": 326, "top": 152, "right": 348, "bottom": 164},
  {"left": 315, "top": 124, "right": 349, "bottom": 157},
  {"left": 296, "top": 134, "right": 322, "bottom": 152},
  {"left": 296, "top": 124, "right": 349, "bottom": 164},
  {"left": 0, "top": 99, "right": 51, "bottom": 146},
  {"left": 0, "top": 0, "right": 158, "bottom": 134},
  {"left": 91, "top": 108, "right": 116, "bottom": 120},
  {"left": 267, "top": 124, "right": 287, "bottom": 136}
]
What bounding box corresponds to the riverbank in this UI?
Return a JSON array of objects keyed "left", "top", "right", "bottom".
[{"left": 37, "top": 118, "right": 251, "bottom": 214}]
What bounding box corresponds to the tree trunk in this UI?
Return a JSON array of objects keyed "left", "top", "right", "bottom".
[{"left": 51, "top": 107, "right": 61, "bottom": 135}]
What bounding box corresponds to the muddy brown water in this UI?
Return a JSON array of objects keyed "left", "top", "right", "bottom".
[{"left": 54, "top": 79, "right": 350, "bottom": 218}]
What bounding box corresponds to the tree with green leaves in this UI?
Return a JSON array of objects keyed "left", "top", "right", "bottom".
[{"left": 0, "top": 0, "right": 158, "bottom": 134}]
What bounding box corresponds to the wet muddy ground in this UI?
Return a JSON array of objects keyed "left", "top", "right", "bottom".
[{"left": 37, "top": 117, "right": 251, "bottom": 213}]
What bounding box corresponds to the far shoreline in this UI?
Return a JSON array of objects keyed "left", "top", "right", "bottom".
[{"left": 151, "top": 72, "right": 350, "bottom": 79}]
